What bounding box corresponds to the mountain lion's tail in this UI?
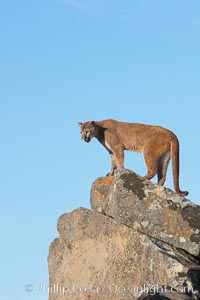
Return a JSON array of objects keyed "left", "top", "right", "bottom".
[{"left": 171, "top": 136, "right": 188, "bottom": 197}]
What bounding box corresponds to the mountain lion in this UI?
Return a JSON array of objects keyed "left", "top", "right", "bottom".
[{"left": 78, "top": 119, "right": 188, "bottom": 196}]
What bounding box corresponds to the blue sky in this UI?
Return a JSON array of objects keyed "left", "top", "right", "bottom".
[{"left": 0, "top": 0, "right": 200, "bottom": 299}]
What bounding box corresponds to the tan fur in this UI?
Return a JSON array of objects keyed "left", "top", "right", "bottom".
[{"left": 78, "top": 119, "right": 188, "bottom": 197}]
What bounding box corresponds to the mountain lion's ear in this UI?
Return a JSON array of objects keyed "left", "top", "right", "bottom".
[
  {"left": 90, "top": 121, "right": 95, "bottom": 127},
  {"left": 78, "top": 122, "right": 82, "bottom": 127}
]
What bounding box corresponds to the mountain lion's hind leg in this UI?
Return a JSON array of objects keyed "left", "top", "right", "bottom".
[
  {"left": 143, "top": 149, "right": 158, "bottom": 181},
  {"left": 157, "top": 152, "right": 170, "bottom": 186}
]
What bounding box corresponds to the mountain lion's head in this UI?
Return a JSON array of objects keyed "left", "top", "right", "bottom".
[{"left": 78, "top": 121, "right": 96, "bottom": 143}]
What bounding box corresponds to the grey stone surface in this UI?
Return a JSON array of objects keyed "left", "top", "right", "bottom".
[
  {"left": 48, "top": 208, "right": 199, "bottom": 300},
  {"left": 90, "top": 169, "right": 200, "bottom": 258},
  {"left": 48, "top": 169, "right": 200, "bottom": 300}
]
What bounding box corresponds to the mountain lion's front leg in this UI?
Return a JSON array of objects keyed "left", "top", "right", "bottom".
[
  {"left": 113, "top": 148, "right": 124, "bottom": 170},
  {"left": 106, "top": 150, "right": 124, "bottom": 176},
  {"left": 110, "top": 154, "right": 117, "bottom": 175},
  {"left": 106, "top": 153, "right": 117, "bottom": 176}
]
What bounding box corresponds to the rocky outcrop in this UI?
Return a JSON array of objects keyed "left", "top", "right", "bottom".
[
  {"left": 48, "top": 169, "right": 200, "bottom": 300},
  {"left": 90, "top": 169, "right": 200, "bottom": 260}
]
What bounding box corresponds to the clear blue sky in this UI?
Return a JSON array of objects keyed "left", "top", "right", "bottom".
[{"left": 0, "top": 1, "right": 200, "bottom": 299}]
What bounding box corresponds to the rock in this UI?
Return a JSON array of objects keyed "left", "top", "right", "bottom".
[
  {"left": 48, "top": 169, "right": 200, "bottom": 300},
  {"left": 90, "top": 169, "right": 200, "bottom": 259},
  {"left": 48, "top": 208, "right": 198, "bottom": 300}
]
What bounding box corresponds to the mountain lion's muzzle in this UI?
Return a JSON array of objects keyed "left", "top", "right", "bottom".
[{"left": 84, "top": 136, "right": 91, "bottom": 143}]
